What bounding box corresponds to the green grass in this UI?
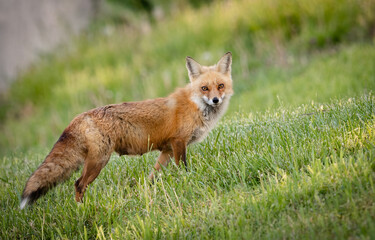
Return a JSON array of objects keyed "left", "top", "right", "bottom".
[
  {"left": 231, "top": 44, "right": 375, "bottom": 113},
  {"left": 1, "top": 95, "right": 374, "bottom": 239},
  {"left": 1, "top": 0, "right": 375, "bottom": 238},
  {"left": 1, "top": 0, "right": 375, "bottom": 154}
]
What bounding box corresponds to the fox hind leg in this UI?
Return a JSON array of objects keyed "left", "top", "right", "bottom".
[{"left": 74, "top": 151, "right": 111, "bottom": 202}]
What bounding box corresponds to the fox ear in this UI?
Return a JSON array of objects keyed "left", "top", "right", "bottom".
[
  {"left": 216, "top": 52, "right": 232, "bottom": 75},
  {"left": 186, "top": 56, "right": 202, "bottom": 81}
]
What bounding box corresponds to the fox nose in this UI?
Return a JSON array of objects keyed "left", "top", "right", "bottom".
[{"left": 212, "top": 97, "right": 219, "bottom": 104}]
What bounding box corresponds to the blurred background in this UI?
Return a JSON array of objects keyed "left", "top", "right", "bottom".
[{"left": 0, "top": 0, "right": 374, "bottom": 155}]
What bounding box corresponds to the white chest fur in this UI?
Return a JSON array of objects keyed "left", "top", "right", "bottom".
[{"left": 189, "top": 95, "right": 230, "bottom": 144}]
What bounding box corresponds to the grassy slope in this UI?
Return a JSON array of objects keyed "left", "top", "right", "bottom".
[
  {"left": 1, "top": 0, "right": 374, "bottom": 153},
  {"left": 1, "top": 0, "right": 375, "bottom": 238},
  {"left": 1, "top": 95, "right": 374, "bottom": 239}
]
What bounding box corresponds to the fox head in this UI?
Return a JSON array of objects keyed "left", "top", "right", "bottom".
[{"left": 186, "top": 52, "right": 233, "bottom": 109}]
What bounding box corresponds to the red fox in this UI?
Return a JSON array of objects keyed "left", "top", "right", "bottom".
[{"left": 20, "top": 52, "right": 233, "bottom": 209}]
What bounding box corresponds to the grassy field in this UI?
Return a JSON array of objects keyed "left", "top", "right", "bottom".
[
  {"left": 1, "top": 0, "right": 375, "bottom": 238},
  {"left": 1, "top": 95, "right": 374, "bottom": 239}
]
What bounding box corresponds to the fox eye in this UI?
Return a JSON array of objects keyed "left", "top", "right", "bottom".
[
  {"left": 218, "top": 83, "right": 224, "bottom": 89},
  {"left": 201, "top": 86, "right": 209, "bottom": 91}
]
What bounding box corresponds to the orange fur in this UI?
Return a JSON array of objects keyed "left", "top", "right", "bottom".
[{"left": 20, "top": 52, "right": 233, "bottom": 208}]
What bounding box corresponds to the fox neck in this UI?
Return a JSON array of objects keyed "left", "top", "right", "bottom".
[{"left": 190, "top": 94, "right": 231, "bottom": 123}]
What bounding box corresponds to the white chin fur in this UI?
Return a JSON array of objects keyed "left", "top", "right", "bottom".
[{"left": 20, "top": 197, "right": 29, "bottom": 210}]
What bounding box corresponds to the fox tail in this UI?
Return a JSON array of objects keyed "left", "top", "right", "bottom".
[{"left": 20, "top": 131, "right": 85, "bottom": 209}]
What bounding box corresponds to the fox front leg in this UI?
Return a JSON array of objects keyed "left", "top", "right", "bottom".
[
  {"left": 171, "top": 139, "right": 187, "bottom": 170},
  {"left": 148, "top": 139, "right": 187, "bottom": 181},
  {"left": 149, "top": 150, "right": 173, "bottom": 180}
]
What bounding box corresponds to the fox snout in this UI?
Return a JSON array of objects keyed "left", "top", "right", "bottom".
[{"left": 203, "top": 95, "right": 224, "bottom": 106}]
